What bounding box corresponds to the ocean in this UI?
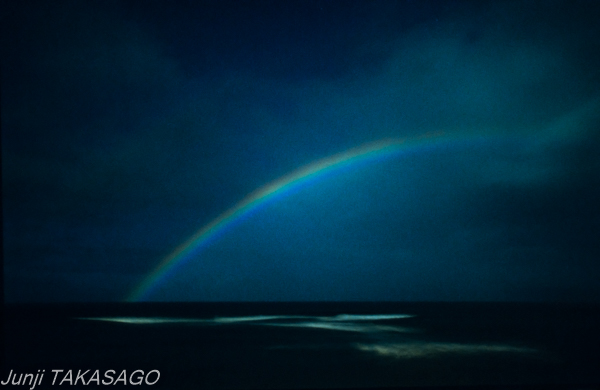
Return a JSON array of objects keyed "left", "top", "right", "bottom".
[{"left": 2, "top": 302, "right": 599, "bottom": 389}]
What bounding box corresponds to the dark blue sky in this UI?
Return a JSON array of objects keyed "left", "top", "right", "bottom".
[{"left": 2, "top": 0, "right": 600, "bottom": 302}]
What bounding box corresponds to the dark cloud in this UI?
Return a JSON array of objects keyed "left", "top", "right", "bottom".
[
  {"left": 120, "top": 0, "right": 451, "bottom": 80},
  {"left": 2, "top": 0, "right": 600, "bottom": 302}
]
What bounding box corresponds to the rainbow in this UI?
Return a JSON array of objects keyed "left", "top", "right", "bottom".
[{"left": 127, "top": 130, "right": 483, "bottom": 302}]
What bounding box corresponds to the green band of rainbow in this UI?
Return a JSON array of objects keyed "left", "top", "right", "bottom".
[{"left": 127, "top": 131, "right": 480, "bottom": 302}]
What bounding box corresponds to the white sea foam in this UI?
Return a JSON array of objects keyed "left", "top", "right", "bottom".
[
  {"left": 77, "top": 317, "right": 207, "bottom": 324},
  {"left": 212, "top": 315, "right": 303, "bottom": 323},
  {"left": 77, "top": 315, "right": 302, "bottom": 324},
  {"left": 356, "top": 342, "right": 536, "bottom": 358},
  {"left": 320, "top": 314, "right": 414, "bottom": 321},
  {"left": 76, "top": 313, "right": 414, "bottom": 326},
  {"left": 261, "top": 321, "right": 414, "bottom": 333}
]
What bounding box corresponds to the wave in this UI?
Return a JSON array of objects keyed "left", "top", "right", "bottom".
[{"left": 76, "top": 313, "right": 414, "bottom": 326}]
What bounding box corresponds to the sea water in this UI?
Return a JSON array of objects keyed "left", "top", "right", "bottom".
[{"left": 3, "top": 302, "right": 599, "bottom": 389}]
